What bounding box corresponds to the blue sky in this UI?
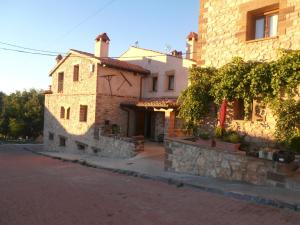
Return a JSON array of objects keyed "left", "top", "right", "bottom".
[{"left": 0, "top": 0, "right": 199, "bottom": 94}]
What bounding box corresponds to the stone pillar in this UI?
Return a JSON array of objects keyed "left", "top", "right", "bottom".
[{"left": 163, "top": 109, "right": 175, "bottom": 138}]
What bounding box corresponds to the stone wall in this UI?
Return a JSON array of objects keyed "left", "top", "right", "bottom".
[
  {"left": 165, "top": 137, "right": 278, "bottom": 185},
  {"left": 198, "top": 0, "right": 300, "bottom": 67}
]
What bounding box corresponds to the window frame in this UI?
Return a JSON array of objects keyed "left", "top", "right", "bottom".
[
  {"left": 49, "top": 132, "right": 54, "bottom": 141},
  {"left": 79, "top": 105, "right": 88, "bottom": 122},
  {"left": 59, "top": 136, "right": 67, "bottom": 147},
  {"left": 58, "top": 72, "right": 64, "bottom": 93},
  {"left": 60, "top": 107, "right": 65, "bottom": 119},
  {"left": 66, "top": 107, "right": 70, "bottom": 120},
  {"left": 246, "top": 5, "right": 279, "bottom": 41},
  {"left": 152, "top": 76, "right": 158, "bottom": 92},
  {"left": 73, "top": 65, "right": 79, "bottom": 82},
  {"left": 167, "top": 75, "right": 175, "bottom": 91}
]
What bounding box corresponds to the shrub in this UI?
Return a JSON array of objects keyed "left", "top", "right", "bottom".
[
  {"left": 214, "top": 126, "right": 223, "bottom": 139},
  {"left": 198, "top": 132, "right": 210, "bottom": 140},
  {"left": 223, "top": 132, "right": 242, "bottom": 143},
  {"left": 289, "top": 136, "right": 300, "bottom": 154}
]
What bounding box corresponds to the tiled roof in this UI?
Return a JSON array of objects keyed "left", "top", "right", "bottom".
[
  {"left": 70, "top": 49, "right": 150, "bottom": 75},
  {"left": 121, "top": 98, "right": 178, "bottom": 109}
]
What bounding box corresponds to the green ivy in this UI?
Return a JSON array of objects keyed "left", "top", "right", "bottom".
[{"left": 178, "top": 50, "right": 300, "bottom": 145}]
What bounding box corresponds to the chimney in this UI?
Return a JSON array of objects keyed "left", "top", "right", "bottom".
[
  {"left": 95, "top": 33, "right": 110, "bottom": 58},
  {"left": 186, "top": 32, "right": 198, "bottom": 61},
  {"left": 171, "top": 50, "right": 183, "bottom": 58},
  {"left": 56, "top": 54, "right": 63, "bottom": 64}
]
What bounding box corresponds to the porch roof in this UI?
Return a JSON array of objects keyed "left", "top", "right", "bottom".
[{"left": 121, "top": 98, "right": 178, "bottom": 109}]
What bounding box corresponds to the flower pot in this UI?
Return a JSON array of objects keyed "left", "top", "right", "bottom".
[{"left": 215, "top": 140, "right": 241, "bottom": 152}]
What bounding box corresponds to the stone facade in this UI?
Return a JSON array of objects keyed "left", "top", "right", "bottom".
[
  {"left": 198, "top": 0, "right": 300, "bottom": 67},
  {"left": 197, "top": 0, "right": 300, "bottom": 144},
  {"left": 43, "top": 44, "right": 148, "bottom": 157},
  {"left": 165, "top": 137, "right": 291, "bottom": 186}
]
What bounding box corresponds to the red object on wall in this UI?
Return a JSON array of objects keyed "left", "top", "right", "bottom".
[{"left": 219, "top": 99, "right": 228, "bottom": 129}]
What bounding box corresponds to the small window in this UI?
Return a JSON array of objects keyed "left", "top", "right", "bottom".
[
  {"left": 73, "top": 65, "right": 79, "bottom": 81},
  {"left": 168, "top": 75, "right": 175, "bottom": 91},
  {"left": 59, "top": 136, "right": 66, "bottom": 147},
  {"left": 248, "top": 6, "right": 279, "bottom": 40},
  {"left": 79, "top": 105, "right": 88, "bottom": 122},
  {"left": 60, "top": 107, "right": 65, "bottom": 119},
  {"left": 66, "top": 108, "right": 70, "bottom": 120},
  {"left": 58, "top": 72, "right": 64, "bottom": 93},
  {"left": 76, "top": 142, "right": 87, "bottom": 151},
  {"left": 152, "top": 77, "right": 158, "bottom": 92},
  {"left": 49, "top": 132, "right": 54, "bottom": 141}
]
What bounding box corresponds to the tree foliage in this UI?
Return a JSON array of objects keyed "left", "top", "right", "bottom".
[
  {"left": 177, "top": 67, "right": 216, "bottom": 129},
  {"left": 0, "top": 89, "right": 44, "bottom": 139}
]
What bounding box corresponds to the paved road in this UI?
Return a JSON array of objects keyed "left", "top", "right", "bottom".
[{"left": 0, "top": 145, "right": 299, "bottom": 225}]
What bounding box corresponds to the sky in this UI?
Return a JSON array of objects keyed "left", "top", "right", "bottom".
[{"left": 0, "top": 0, "right": 199, "bottom": 94}]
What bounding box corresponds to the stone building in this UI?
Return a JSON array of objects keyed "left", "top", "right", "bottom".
[
  {"left": 43, "top": 33, "right": 195, "bottom": 155},
  {"left": 196, "top": 0, "right": 300, "bottom": 144}
]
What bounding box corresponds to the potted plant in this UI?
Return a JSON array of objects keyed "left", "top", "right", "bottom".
[{"left": 214, "top": 127, "right": 242, "bottom": 152}]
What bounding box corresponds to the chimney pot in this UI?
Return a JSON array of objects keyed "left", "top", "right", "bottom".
[
  {"left": 95, "top": 33, "right": 110, "bottom": 58},
  {"left": 56, "top": 54, "right": 63, "bottom": 64}
]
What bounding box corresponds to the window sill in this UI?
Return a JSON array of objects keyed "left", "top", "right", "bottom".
[{"left": 246, "top": 36, "right": 278, "bottom": 44}]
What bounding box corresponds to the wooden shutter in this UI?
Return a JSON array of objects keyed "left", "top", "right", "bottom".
[{"left": 60, "top": 107, "right": 65, "bottom": 119}]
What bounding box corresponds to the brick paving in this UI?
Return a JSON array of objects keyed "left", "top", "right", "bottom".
[{"left": 0, "top": 145, "right": 299, "bottom": 225}]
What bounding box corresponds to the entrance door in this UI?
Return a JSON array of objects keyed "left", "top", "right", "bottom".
[{"left": 135, "top": 110, "right": 145, "bottom": 136}]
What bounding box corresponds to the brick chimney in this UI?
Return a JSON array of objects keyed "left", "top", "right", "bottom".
[
  {"left": 171, "top": 50, "right": 183, "bottom": 58},
  {"left": 95, "top": 33, "right": 110, "bottom": 58},
  {"left": 186, "top": 32, "right": 198, "bottom": 61}
]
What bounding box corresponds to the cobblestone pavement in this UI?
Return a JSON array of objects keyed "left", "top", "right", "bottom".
[{"left": 0, "top": 145, "right": 299, "bottom": 225}]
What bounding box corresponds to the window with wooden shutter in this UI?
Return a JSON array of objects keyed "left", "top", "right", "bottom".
[
  {"left": 73, "top": 65, "right": 79, "bottom": 81},
  {"left": 58, "top": 72, "right": 64, "bottom": 93},
  {"left": 79, "top": 105, "right": 88, "bottom": 122},
  {"left": 60, "top": 107, "right": 65, "bottom": 119}
]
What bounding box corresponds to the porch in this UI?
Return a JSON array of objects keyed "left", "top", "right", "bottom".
[{"left": 120, "top": 98, "right": 185, "bottom": 141}]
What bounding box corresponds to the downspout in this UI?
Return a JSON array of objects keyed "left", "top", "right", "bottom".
[{"left": 121, "top": 106, "right": 130, "bottom": 137}]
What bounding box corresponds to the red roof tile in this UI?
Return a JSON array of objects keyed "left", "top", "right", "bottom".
[
  {"left": 187, "top": 32, "right": 198, "bottom": 41},
  {"left": 70, "top": 49, "right": 150, "bottom": 75}
]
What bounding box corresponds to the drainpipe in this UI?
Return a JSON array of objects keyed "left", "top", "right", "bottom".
[{"left": 121, "top": 106, "right": 130, "bottom": 137}]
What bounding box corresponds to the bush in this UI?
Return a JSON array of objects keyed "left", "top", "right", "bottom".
[
  {"left": 198, "top": 132, "right": 210, "bottom": 140},
  {"left": 223, "top": 132, "right": 242, "bottom": 143},
  {"left": 289, "top": 136, "right": 300, "bottom": 154},
  {"left": 214, "top": 126, "right": 223, "bottom": 138}
]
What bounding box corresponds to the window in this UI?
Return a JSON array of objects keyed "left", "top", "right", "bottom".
[
  {"left": 248, "top": 5, "right": 279, "bottom": 40},
  {"left": 152, "top": 77, "right": 158, "bottom": 92},
  {"left": 58, "top": 72, "right": 64, "bottom": 93},
  {"left": 59, "top": 136, "right": 66, "bottom": 147},
  {"left": 79, "top": 105, "right": 88, "bottom": 122},
  {"left": 168, "top": 75, "right": 175, "bottom": 91},
  {"left": 66, "top": 108, "right": 70, "bottom": 120},
  {"left": 60, "top": 107, "right": 65, "bottom": 119},
  {"left": 73, "top": 65, "right": 79, "bottom": 81},
  {"left": 49, "top": 132, "right": 54, "bottom": 141},
  {"left": 233, "top": 99, "right": 245, "bottom": 120},
  {"left": 76, "top": 142, "right": 87, "bottom": 151}
]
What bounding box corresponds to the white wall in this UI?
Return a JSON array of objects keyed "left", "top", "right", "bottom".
[{"left": 119, "top": 47, "right": 195, "bottom": 99}]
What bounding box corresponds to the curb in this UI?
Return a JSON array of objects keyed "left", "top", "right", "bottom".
[{"left": 24, "top": 147, "right": 300, "bottom": 212}]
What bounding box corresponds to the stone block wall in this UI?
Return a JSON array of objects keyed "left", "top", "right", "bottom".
[
  {"left": 198, "top": 0, "right": 300, "bottom": 67},
  {"left": 165, "top": 137, "right": 278, "bottom": 185}
]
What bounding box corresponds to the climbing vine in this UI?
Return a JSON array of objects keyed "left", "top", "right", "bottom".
[{"left": 178, "top": 49, "right": 300, "bottom": 147}]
